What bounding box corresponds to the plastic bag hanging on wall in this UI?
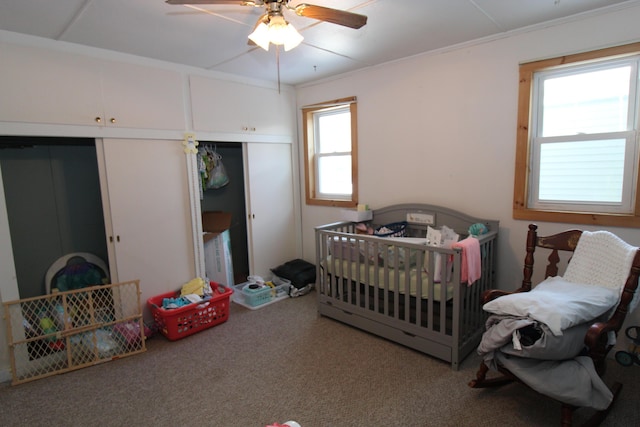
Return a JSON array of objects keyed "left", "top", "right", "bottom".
[{"left": 203, "top": 146, "right": 229, "bottom": 190}]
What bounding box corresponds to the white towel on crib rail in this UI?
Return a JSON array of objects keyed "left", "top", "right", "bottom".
[{"left": 452, "top": 237, "right": 481, "bottom": 285}]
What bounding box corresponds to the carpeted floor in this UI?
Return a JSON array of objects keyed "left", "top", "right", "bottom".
[{"left": 1, "top": 291, "right": 638, "bottom": 426}]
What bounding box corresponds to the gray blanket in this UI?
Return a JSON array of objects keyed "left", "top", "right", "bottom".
[{"left": 478, "top": 314, "right": 613, "bottom": 410}]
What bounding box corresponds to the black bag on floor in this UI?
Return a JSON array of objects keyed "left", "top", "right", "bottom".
[{"left": 271, "top": 259, "right": 316, "bottom": 297}]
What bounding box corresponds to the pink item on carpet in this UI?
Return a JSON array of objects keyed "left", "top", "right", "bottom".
[{"left": 452, "top": 236, "right": 481, "bottom": 285}]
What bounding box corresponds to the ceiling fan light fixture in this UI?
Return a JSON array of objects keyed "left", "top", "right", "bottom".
[
  {"left": 248, "top": 15, "right": 303, "bottom": 52},
  {"left": 281, "top": 22, "right": 304, "bottom": 51},
  {"left": 248, "top": 22, "right": 271, "bottom": 50}
]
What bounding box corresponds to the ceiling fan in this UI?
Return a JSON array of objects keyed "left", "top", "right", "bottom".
[{"left": 165, "top": 0, "right": 368, "bottom": 51}]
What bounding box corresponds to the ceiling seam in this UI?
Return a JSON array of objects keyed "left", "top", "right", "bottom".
[
  {"left": 468, "top": 0, "right": 506, "bottom": 32},
  {"left": 55, "top": 0, "right": 93, "bottom": 40},
  {"left": 184, "top": 4, "right": 251, "bottom": 26}
]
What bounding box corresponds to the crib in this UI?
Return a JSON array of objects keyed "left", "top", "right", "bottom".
[{"left": 315, "top": 204, "right": 499, "bottom": 370}]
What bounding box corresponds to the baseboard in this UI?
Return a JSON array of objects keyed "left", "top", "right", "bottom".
[{"left": 0, "top": 367, "right": 12, "bottom": 384}]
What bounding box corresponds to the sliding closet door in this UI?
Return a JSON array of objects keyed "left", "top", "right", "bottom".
[
  {"left": 244, "top": 142, "right": 296, "bottom": 277},
  {"left": 97, "top": 139, "right": 195, "bottom": 306}
]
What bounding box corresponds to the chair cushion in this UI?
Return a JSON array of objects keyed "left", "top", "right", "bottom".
[{"left": 483, "top": 276, "right": 619, "bottom": 336}]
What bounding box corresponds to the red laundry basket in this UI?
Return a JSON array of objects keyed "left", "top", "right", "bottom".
[{"left": 147, "top": 283, "right": 232, "bottom": 341}]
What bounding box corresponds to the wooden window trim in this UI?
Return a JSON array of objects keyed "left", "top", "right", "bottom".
[
  {"left": 513, "top": 42, "right": 640, "bottom": 227},
  {"left": 302, "top": 97, "right": 358, "bottom": 207}
]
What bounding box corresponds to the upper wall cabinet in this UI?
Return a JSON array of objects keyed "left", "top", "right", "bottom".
[
  {"left": 189, "top": 75, "right": 294, "bottom": 140},
  {"left": 0, "top": 43, "right": 186, "bottom": 131},
  {"left": 0, "top": 43, "right": 102, "bottom": 126},
  {"left": 99, "top": 60, "right": 185, "bottom": 130}
]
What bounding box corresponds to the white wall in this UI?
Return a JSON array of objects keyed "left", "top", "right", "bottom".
[{"left": 296, "top": 4, "right": 640, "bottom": 347}]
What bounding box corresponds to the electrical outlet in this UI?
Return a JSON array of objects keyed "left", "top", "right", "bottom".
[{"left": 407, "top": 212, "right": 435, "bottom": 225}]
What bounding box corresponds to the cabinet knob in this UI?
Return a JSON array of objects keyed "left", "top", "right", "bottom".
[
  {"left": 250, "top": 127, "right": 256, "bottom": 132},
  {"left": 110, "top": 118, "right": 116, "bottom": 124},
  {"left": 95, "top": 117, "right": 102, "bottom": 123},
  {"left": 242, "top": 126, "right": 248, "bottom": 131}
]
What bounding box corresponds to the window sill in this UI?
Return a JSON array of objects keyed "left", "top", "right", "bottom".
[
  {"left": 513, "top": 206, "right": 640, "bottom": 227},
  {"left": 306, "top": 198, "right": 356, "bottom": 208}
]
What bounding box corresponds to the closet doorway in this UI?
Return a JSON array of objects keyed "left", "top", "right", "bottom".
[
  {"left": 0, "top": 136, "right": 108, "bottom": 298},
  {"left": 199, "top": 142, "right": 249, "bottom": 284}
]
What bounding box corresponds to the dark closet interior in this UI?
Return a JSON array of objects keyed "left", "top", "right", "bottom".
[
  {"left": 1, "top": 137, "right": 251, "bottom": 298},
  {"left": 199, "top": 142, "right": 249, "bottom": 284},
  {"left": 0, "top": 136, "right": 107, "bottom": 298}
]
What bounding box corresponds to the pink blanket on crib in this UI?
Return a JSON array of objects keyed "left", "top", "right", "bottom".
[{"left": 452, "top": 237, "right": 481, "bottom": 285}]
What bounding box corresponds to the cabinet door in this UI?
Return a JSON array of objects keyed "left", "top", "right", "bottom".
[
  {"left": 190, "top": 76, "right": 246, "bottom": 134},
  {"left": 246, "top": 85, "right": 295, "bottom": 137},
  {"left": 97, "top": 139, "right": 195, "bottom": 306},
  {"left": 0, "top": 42, "right": 103, "bottom": 126},
  {"left": 100, "top": 61, "right": 186, "bottom": 130},
  {"left": 0, "top": 43, "right": 186, "bottom": 130},
  {"left": 190, "top": 75, "right": 294, "bottom": 138},
  {"left": 244, "top": 142, "right": 296, "bottom": 277}
]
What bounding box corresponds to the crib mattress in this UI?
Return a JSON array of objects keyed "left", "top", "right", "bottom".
[{"left": 324, "top": 256, "right": 454, "bottom": 301}]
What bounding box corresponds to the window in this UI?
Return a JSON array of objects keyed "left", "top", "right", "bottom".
[
  {"left": 513, "top": 42, "right": 640, "bottom": 227},
  {"left": 302, "top": 97, "right": 358, "bottom": 207}
]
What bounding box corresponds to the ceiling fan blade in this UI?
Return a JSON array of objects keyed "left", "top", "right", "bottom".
[
  {"left": 165, "top": 1, "right": 247, "bottom": 5},
  {"left": 294, "top": 4, "right": 367, "bottom": 29}
]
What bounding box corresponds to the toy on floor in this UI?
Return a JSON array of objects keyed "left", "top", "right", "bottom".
[
  {"left": 615, "top": 326, "right": 640, "bottom": 367},
  {"left": 265, "top": 421, "right": 300, "bottom": 427},
  {"left": 38, "top": 308, "right": 64, "bottom": 350}
]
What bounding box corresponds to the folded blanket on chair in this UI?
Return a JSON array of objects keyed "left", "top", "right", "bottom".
[
  {"left": 477, "top": 313, "right": 612, "bottom": 410},
  {"left": 495, "top": 352, "right": 613, "bottom": 410},
  {"left": 563, "top": 230, "right": 639, "bottom": 311},
  {"left": 482, "top": 277, "right": 619, "bottom": 336},
  {"left": 477, "top": 314, "right": 590, "bottom": 362}
]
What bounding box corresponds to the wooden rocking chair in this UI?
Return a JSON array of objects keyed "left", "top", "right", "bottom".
[{"left": 469, "top": 224, "right": 640, "bottom": 426}]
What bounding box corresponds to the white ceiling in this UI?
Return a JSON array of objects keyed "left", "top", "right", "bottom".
[{"left": 0, "top": 0, "right": 637, "bottom": 86}]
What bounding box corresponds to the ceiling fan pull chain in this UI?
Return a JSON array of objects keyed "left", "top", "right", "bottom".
[{"left": 276, "top": 45, "right": 281, "bottom": 94}]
